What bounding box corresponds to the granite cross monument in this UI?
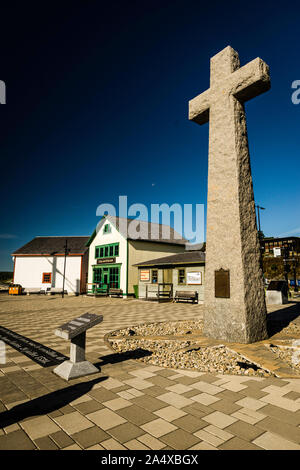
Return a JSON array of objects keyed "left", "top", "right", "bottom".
[{"left": 189, "top": 46, "right": 270, "bottom": 343}]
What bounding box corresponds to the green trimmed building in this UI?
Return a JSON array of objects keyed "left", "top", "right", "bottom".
[{"left": 86, "top": 215, "right": 187, "bottom": 296}]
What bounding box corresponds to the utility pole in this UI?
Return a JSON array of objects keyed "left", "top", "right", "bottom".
[
  {"left": 62, "top": 239, "right": 70, "bottom": 299},
  {"left": 255, "top": 205, "right": 266, "bottom": 275},
  {"left": 255, "top": 205, "right": 265, "bottom": 238}
]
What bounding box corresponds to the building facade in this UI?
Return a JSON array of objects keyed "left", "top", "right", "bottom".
[
  {"left": 86, "top": 215, "right": 187, "bottom": 295},
  {"left": 135, "top": 251, "right": 206, "bottom": 302},
  {"left": 260, "top": 236, "right": 300, "bottom": 287},
  {"left": 12, "top": 236, "right": 89, "bottom": 294}
]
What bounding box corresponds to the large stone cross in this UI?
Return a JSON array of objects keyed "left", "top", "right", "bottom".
[{"left": 189, "top": 46, "right": 270, "bottom": 343}]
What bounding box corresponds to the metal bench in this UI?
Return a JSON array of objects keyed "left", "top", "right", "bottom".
[
  {"left": 109, "top": 288, "right": 123, "bottom": 298},
  {"left": 174, "top": 290, "right": 198, "bottom": 304}
]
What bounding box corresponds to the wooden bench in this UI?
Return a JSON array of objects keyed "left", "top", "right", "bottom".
[
  {"left": 174, "top": 290, "right": 198, "bottom": 304},
  {"left": 109, "top": 288, "right": 123, "bottom": 298},
  {"left": 23, "top": 288, "right": 45, "bottom": 295}
]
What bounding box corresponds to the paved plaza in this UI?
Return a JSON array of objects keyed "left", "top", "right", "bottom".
[{"left": 0, "top": 294, "right": 300, "bottom": 450}]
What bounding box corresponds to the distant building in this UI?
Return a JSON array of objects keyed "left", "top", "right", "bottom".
[
  {"left": 261, "top": 236, "right": 300, "bottom": 257},
  {"left": 260, "top": 236, "right": 300, "bottom": 287},
  {"left": 86, "top": 215, "right": 187, "bottom": 296},
  {"left": 12, "top": 236, "right": 89, "bottom": 294}
]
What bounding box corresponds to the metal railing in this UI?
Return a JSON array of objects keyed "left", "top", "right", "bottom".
[
  {"left": 144, "top": 283, "right": 173, "bottom": 302},
  {"left": 86, "top": 283, "right": 109, "bottom": 295}
]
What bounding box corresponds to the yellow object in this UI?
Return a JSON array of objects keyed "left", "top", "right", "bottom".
[{"left": 9, "top": 284, "right": 22, "bottom": 295}]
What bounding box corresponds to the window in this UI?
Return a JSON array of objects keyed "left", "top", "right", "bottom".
[
  {"left": 95, "top": 243, "right": 119, "bottom": 259},
  {"left": 103, "top": 224, "right": 111, "bottom": 234},
  {"left": 42, "top": 273, "right": 51, "bottom": 283},
  {"left": 178, "top": 269, "right": 185, "bottom": 285},
  {"left": 152, "top": 269, "right": 158, "bottom": 284},
  {"left": 109, "top": 267, "right": 120, "bottom": 289}
]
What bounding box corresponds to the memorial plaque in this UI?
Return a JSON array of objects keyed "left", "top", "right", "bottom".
[
  {"left": 55, "top": 313, "right": 103, "bottom": 340},
  {"left": 0, "top": 326, "right": 68, "bottom": 367},
  {"left": 215, "top": 269, "right": 230, "bottom": 298}
]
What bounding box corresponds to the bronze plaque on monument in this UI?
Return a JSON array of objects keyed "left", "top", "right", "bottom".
[{"left": 215, "top": 269, "right": 230, "bottom": 298}]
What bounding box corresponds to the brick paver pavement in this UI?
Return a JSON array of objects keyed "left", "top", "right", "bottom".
[{"left": 0, "top": 294, "right": 300, "bottom": 450}]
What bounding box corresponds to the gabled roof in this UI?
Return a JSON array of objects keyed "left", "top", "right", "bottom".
[
  {"left": 86, "top": 215, "right": 188, "bottom": 247},
  {"left": 134, "top": 250, "right": 206, "bottom": 267},
  {"left": 12, "top": 236, "right": 89, "bottom": 256}
]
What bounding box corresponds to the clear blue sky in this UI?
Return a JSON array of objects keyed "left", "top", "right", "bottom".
[{"left": 0, "top": 1, "right": 299, "bottom": 270}]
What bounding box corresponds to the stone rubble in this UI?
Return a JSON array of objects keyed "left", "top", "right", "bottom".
[
  {"left": 108, "top": 320, "right": 274, "bottom": 377},
  {"left": 266, "top": 342, "right": 300, "bottom": 372}
]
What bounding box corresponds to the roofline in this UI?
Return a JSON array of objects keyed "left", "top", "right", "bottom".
[
  {"left": 34, "top": 236, "right": 89, "bottom": 238},
  {"left": 12, "top": 253, "right": 86, "bottom": 257},
  {"left": 85, "top": 215, "right": 107, "bottom": 247},
  {"left": 128, "top": 238, "right": 186, "bottom": 246},
  {"left": 134, "top": 260, "right": 205, "bottom": 267},
  {"left": 263, "top": 236, "right": 300, "bottom": 240},
  {"left": 85, "top": 215, "right": 188, "bottom": 247}
]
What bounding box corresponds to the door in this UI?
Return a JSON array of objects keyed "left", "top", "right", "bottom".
[
  {"left": 93, "top": 268, "right": 101, "bottom": 293},
  {"left": 109, "top": 267, "right": 120, "bottom": 289},
  {"left": 163, "top": 269, "right": 172, "bottom": 284},
  {"left": 102, "top": 269, "right": 109, "bottom": 291}
]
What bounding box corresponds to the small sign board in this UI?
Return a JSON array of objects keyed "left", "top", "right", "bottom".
[
  {"left": 140, "top": 269, "right": 150, "bottom": 281},
  {"left": 55, "top": 313, "right": 103, "bottom": 340},
  {"left": 187, "top": 271, "right": 202, "bottom": 285},
  {"left": 97, "top": 257, "right": 115, "bottom": 264},
  {"left": 215, "top": 269, "right": 230, "bottom": 298},
  {"left": 273, "top": 247, "right": 281, "bottom": 257}
]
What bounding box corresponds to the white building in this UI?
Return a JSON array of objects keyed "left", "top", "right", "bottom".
[
  {"left": 86, "top": 215, "right": 187, "bottom": 296},
  {"left": 12, "top": 236, "right": 89, "bottom": 294}
]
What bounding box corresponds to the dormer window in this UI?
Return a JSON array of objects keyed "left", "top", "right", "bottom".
[{"left": 103, "top": 224, "right": 111, "bottom": 234}]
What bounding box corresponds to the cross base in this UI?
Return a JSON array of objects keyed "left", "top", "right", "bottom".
[{"left": 53, "top": 360, "right": 100, "bottom": 381}]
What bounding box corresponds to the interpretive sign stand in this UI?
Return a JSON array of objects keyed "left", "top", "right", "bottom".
[{"left": 53, "top": 313, "right": 103, "bottom": 380}]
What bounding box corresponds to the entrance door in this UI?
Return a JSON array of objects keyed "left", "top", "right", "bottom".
[
  {"left": 93, "top": 266, "right": 120, "bottom": 292},
  {"left": 102, "top": 269, "right": 109, "bottom": 291},
  {"left": 163, "top": 269, "right": 172, "bottom": 284},
  {"left": 109, "top": 267, "right": 120, "bottom": 289}
]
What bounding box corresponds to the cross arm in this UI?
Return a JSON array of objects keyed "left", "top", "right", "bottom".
[
  {"left": 189, "top": 88, "right": 211, "bottom": 125},
  {"left": 231, "top": 57, "right": 270, "bottom": 103}
]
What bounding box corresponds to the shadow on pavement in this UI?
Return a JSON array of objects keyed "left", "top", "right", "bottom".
[
  {"left": 0, "top": 376, "right": 107, "bottom": 428},
  {"left": 96, "top": 348, "right": 152, "bottom": 366},
  {"left": 267, "top": 301, "right": 300, "bottom": 337}
]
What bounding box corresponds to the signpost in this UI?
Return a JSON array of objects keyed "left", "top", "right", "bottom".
[{"left": 97, "top": 257, "right": 116, "bottom": 264}]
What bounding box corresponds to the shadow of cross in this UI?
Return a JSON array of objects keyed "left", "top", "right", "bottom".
[
  {"left": 189, "top": 46, "right": 270, "bottom": 344},
  {"left": 0, "top": 376, "right": 107, "bottom": 428}
]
